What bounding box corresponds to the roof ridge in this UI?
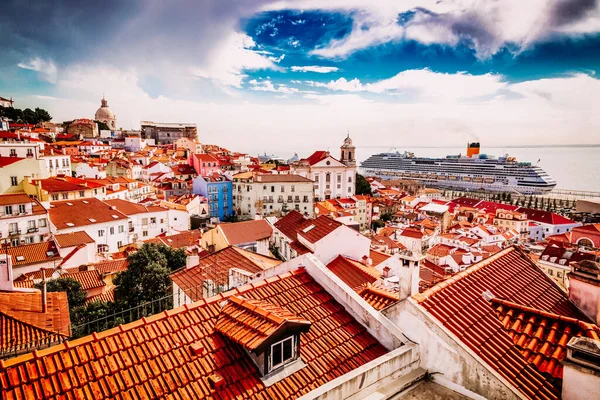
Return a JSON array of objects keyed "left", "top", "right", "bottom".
[
  {"left": 0, "top": 267, "right": 308, "bottom": 370},
  {"left": 0, "top": 309, "right": 69, "bottom": 340},
  {"left": 413, "top": 246, "right": 516, "bottom": 303},
  {"left": 357, "top": 283, "right": 399, "bottom": 301}
]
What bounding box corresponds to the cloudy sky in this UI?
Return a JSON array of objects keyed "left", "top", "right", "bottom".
[{"left": 1, "top": 0, "right": 600, "bottom": 155}]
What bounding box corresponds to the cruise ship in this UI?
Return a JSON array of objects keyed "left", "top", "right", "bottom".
[{"left": 361, "top": 143, "right": 557, "bottom": 194}]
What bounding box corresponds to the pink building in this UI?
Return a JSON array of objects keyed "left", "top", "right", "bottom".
[{"left": 190, "top": 153, "right": 220, "bottom": 176}]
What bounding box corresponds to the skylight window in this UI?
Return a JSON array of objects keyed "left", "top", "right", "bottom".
[
  {"left": 66, "top": 222, "right": 75, "bottom": 227},
  {"left": 302, "top": 225, "right": 316, "bottom": 233},
  {"left": 88, "top": 218, "right": 97, "bottom": 223},
  {"left": 111, "top": 215, "right": 119, "bottom": 219},
  {"left": 15, "top": 256, "right": 25, "bottom": 262},
  {"left": 82, "top": 200, "right": 89, "bottom": 204},
  {"left": 46, "top": 251, "right": 55, "bottom": 257},
  {"left": 66, "top": 202, "right": 73, "bottom": 206}
]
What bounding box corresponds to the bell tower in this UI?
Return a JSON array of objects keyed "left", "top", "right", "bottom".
[{"left": 340, "top": 131, "right": 356, "bottom": 167}]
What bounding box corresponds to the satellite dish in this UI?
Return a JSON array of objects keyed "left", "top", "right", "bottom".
[{"left": 314, "top": 207, "right": 319, "bottom": 214}]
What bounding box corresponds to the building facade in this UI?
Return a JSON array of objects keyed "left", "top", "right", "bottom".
[
  {"left": 192, "top": 174, "right": 232, "bottom": 221},
  {"left": 232, "top": 173, "right": 314, "bottom": 219},
  {"left": 94, "top": 97, "right": 117, "bottom": 130},
  {"left": 141, "top": 121, "right": 197, "bottom": 145},
  {"left": 0, "top": 193, "right": 50, "bottom": 246}
]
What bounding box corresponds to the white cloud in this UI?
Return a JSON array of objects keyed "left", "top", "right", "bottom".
[
  {"left": 190, "top": 33, "right": 281, "bottom": 88},
  {"left": 19, "top": 64, "right": 600, "bottom": 156},
  {"left": 267, "top": 0, "right": 600, "bottom": 59},
  {"left": 291, "top": 66, "right": 339, "bottom": 73},
  {"left": 314, "top": 69, "right": 506, "bottom": 101},
  {"left": 249, "top": 79, "right": 299, "bottom": 94},
  {"left": 17, "top": 57, "right": 58, "bottom": 84}
]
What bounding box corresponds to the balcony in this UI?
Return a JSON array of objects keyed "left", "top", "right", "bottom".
[
  {"left": 294, "top": 198, "right": 300, "bottom": 203},
  {"left": 129, "top": 227, "right": 135, "bottom": 233},
  {"left": 278, "top": 199, "right": 284, "bottom": 203},
  {"left": 9, "top": 229, "right": 21, "bottom": 236},
  {"left": 27, "top": 227, "right": 38, "bottom": 233}
]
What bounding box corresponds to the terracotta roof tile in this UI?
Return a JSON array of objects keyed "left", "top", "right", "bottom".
[
  {"left": 49, "top": 198, "right": 128, "bottom": 229},
  {"left": 298, "top": 215, "right": 341, "bottom": 244},
  {"left": 215, "top": 296, "right": 311, "bottom": 351},
  {"left": 0, "top": 241, "right": 61, "bottom": 267},
  {"left": 54, "top": 231, "right": 95, "bottom": 248},
  {"left": 273, "top": 210, "right": 308, "bottom": 240},
  {"left": 85, "top": 287, "right": 115, "bottom": 305},
  {"left": 91, "top": 259, "right": 128, "bottom": 275},
  {"left": 170, "top": 247, "right": 281, "bottom": 300},
  {"left": 104, "top": 198, "right": 166, "bottom": 215},
  {"left": 0, "top": 156, "right": 24, "bottom": 168},
  {"left": 369, "top": 249, "right": 391, "bottom": 266},
  {"left": 0, "top": 193, "right": 32, "bottom": 206},
  {"left": 415, "top": 247, "right": 590, "bottom": 400},
  {"left": 65, "top": 269, "right": 106, "bottom": 291},
  {"left": 218, "top": 220, "right": 273, "bottom": 245},
  {"left": 0, "top": 268, "right": 387, "bottom": 399},
  {"left": 326, "top": 255, "right": 381, "bottom": 290},
  {"left": 355, "top": 284, "right": 399, "bottom": 310},
  {"left": 0, "top": 292, "right": 70, "bottom": 355}
]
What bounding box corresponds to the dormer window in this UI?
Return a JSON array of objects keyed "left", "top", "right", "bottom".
[{"left": 215, "top": 296, "right": 311, "bottom": 381}]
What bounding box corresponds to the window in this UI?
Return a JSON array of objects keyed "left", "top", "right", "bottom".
[
  {"left": 291, "top": 185, "right": 295, "bottom": 192},
  {"left": 5, "top": 206, "right": 12, "bottom": 215},
  {"left": 98, "top": 230, "right": 105, "bottom": 237},
  {"left": 10, "top": 149, "right": 16, "bottom": 156},
  {"left": 348, "top": 176, "right": 352, "bottom": 183},
  {"left": 150, "top": 217, "right": 156, "bottom": 224},
  {"left": 142, "top": 218, "right": 149, "bottom": 226},
  {"left": 110, "top": 227, "right": 115, "bottom": 235},
  {"left": 271, "top": 186, "right": 275, "bottom": 193},
  {"left": 26, "top": 148, "right": 33, "bottom": 157},
  {"left": 557, "top": 272, "right": 562, "bottom": 278},
  {"left": 18, "top": 204, "right": 26, "bottom": 214},
  {"left": 337, "top": 175, "right": 341, "bottom": 183},
  {"left": 117, "top": 241, "right": 123, "bottom": 248},
  {"left": 143, "top": 230, "right": 148, "bottom": 237},
  {"left": 9, "top": 222, "right": 18, "bottom": 234},
  {"left": 270, "top": 337, "right": 294, "bottom": 371},
  {"left": 548, "top": 270, "right": 553, "bottom": 276},
  {"left": 118, "top": 225, "right": 124, "bottom": 233},
  {"left": 10, "top": 176, "right": 18, "bottom": 186},
  {"left": 79, "top": 191, "right": 85, "bottom": 197},
  {"left": 25, "top": 236, "right": 34, "bottom": 244},
  {"left": 326, "top": 173, "right": 331, "bottom": 183},
  {"left": 303, "top": 196, "right": 308, "bottom": 202},
  {"left": 97, "top": 244, "right": 109, "bottom": 253},
  {"left": 62, "top": 193, "right": 68, "bottom": 200},
  {"left": 39, "top": 218, "right": 47, "bottom": 227}
]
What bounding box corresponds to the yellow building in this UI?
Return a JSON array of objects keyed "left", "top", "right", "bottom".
[{"left": 0, "top": 157, "right": 48, "bottom": 194}]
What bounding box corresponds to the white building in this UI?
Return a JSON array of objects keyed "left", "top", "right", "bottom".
[
  {"left": 0, "top": 193, "right": 51, "bottom": 246},
  {"left": 48, "top": 198, "right": 129, "bottom": 254},
  {"left": 291, "top": 135, "right": 356, "bottom": 201},
  {"left": 105, "top": 199, "right": 171, "bottom": 243},
  {"left": 232, "top": 172, "right": 314, "bottom": 219}
]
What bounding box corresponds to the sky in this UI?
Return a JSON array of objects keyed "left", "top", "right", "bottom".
[{"left": 1, "top": 0, "right": 600, "bottom": 156}]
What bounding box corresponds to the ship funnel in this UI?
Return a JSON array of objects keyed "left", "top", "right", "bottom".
[{"left": 467, "top": 142, "right": 480, "bottom": 158}]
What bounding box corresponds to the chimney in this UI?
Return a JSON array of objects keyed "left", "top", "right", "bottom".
[
  {"left": 561, "top": 337, "right": 600, "bottom": 400},
  {"left": 0, "top": 254, "right": 14, "bottom": 292},
  {"left": 186, "top": 247, "right": 199, "bottom": 269},
  {"left": 568, "top": 260, "right": 600, "bottom": 325}
]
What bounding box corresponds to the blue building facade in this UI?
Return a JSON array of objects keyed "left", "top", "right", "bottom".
[{"left": 192, "top": 175, "right": 232, "bottom": 221}]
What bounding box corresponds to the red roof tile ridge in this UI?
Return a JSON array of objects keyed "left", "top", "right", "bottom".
[
  {"left": 413, "top": 246, "right": 516, "bottom": 303},
  {"left": 357, "top": 283, "right": 399, "bottom": 302},
  {"left": 491, "top": 298, "right": 600, "bottom": 340},
  {"left": 0, "top": 267, "right": 308, "bottom": 370},
  {"left": 0, "top": 309, "right": 69, "bottom": 343}
]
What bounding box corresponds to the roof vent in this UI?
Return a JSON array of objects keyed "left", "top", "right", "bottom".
[
  {"left": 207, "top": 373, "right": 226, "bottom": 390},
  {"left": 302, "top": 225, "right": 315, "bottom": 233},
  {"left": 482, "top": 290, "right": 495, "bottom": 302}
]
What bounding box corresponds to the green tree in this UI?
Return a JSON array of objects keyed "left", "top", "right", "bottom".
[
  {"left": 36, "top": 276, "right": 87, "bottom": 309},
  {"left": 114, "top": 243, "right": 185, "bottom": 308},
  {"left": 371, "top": 220, "right": 385, "bottom": 230},
  {"left": 380, "top": 213, "right": 393, "bottom": 222},
  {"left": 534, "top": 197, "right": 539, "bottom": 209},
  {"left": 35, "top": 107, "right": 52, "bottom": 123},
  {"left": 355, "top": 173, "right": 372, "bottom": 195}
]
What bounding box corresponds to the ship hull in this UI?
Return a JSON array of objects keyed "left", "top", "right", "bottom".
[{"left": 361, "top": 153, "right": 557, "bottom": 195}]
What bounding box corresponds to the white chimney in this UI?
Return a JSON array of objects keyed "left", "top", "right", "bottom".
[
  {"left": 0, "top": 254, "right": 14, "bottom": 292},
  {"left": 562, "top": 337, "right": 600, "bottom": 400},
  {"left": 186, "top": 247, "right": 200, "bottom": 269},
  {"left": 568, "top": 260, "right": 600, "bottom": 325}
]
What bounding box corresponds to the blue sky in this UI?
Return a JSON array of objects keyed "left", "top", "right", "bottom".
[{"left": 1, "top": 0, "right": 600, "bottom": 154}]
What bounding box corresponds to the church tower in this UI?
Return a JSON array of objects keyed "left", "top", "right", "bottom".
[{"left": 340, "top": 132, "right": 356, "bottom": 167}]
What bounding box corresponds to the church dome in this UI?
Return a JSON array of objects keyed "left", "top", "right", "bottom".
[{"left": 94, "top": 96, "right": 117, "bottom": 129}]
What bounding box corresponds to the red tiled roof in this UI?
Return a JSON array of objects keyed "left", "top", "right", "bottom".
[
  {"left": 0, "top": 268, "right": 387, "bottom": 399},
  {"left": 0, "top": 193, "right": 32, "bottom": 206},
  {"left": 54, "top": 231, "right": 95, "bottom": 248},
  {"left": 491, "top": 298, "right": 600, "bottom": 380},
  {"left": 170, "top": 246, "right": 281, "bottom": 300},
  {"left": 0, "top": 241, "right": 61, "bottom": 267},
  {"left": 104, "top": 198, "right": 166, "bottom": 215},
  {"left": 273, "top": 210, "right": 308, "bottom": 240},
  {"left": 0, "top": 292, "right": 71, "bottom": 355},
  {"left": 218, "top": 219, "right": 273, "bottom": 245},
  {"left": 288, "top": 240, "right": 311, "bottom": 255},
  {"left": 65, "top": 269, "right": 106, "bottom": 291},
  {"left": 145, "top": 230, "right": 202, "bottom": 249},
  {"left": 92, "top": 259, "right": 128, "bottom": 275},
  {"left": 516, "top": 207, "right": 575, "bottom": 225},
  {"left": 254, "top": 173, "right": 312, "bottom": 183},
  {"left": 34, "top": 176, "right": 105, "bottom": 193},
  {"left": 215, "top": 296, "right": 311, "bottom": 351},
  {"left": 0, "top": 156, "right": 23, "bottom": 168},
  {"left": 298, "top": 215, "right": 342, "bottom": 244},
  {"left": 326, "top": 255, "right": 381, "bottom": 290},
  {"left": 369, "top": 249, "right": 391, "bottom": 266},
  {"left": 302, "top": 150, "right": 328, "bottom": 165},
  {"left": 355, "top": 284, "right": 399, "bottom": 310},
  {"left": 49, "top": 198, "right": 128, "bottom": 229},
  {"left": 399, "top": 227, "right": 424, "bottom": 239},
  {"left": 414, "top": 247, "right": 591, "bottom": 400},
  {"left": 85, "top": 287, "right": 115, "bottom": 305}
]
